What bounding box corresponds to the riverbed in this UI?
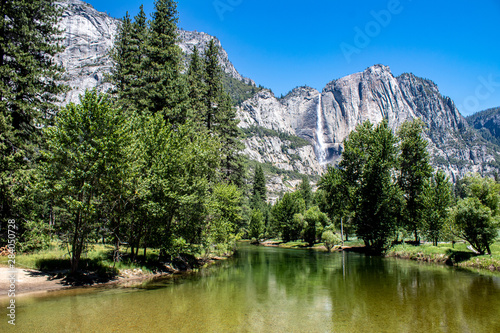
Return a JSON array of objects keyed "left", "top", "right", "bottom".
[{"left": 1, "top": 244, "right": 499, "bottom": 332}]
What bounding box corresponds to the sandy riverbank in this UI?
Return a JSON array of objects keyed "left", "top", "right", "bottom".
[{"left": 0, "top": 256, "right": 229, "bottom": 299}]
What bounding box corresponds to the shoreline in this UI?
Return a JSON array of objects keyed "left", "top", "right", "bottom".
[
  {"left": 0, "top": 256, "right": 229, "bottom": 300},
  {"left": 258, "top": 240, "right": 500, "bottom": 273}
]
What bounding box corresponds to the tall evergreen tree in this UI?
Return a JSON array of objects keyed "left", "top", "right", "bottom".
[
  {"left": 251, "top": 164, "right": 266, "bottom": 208},
  {"left": 0, "top": 0, "right": 65, "bottom": 227},
  {"left": 398, "top": 119, "right": 432, "bottom": 243},
  {"left": 186, "top": 46, "right": 207, "bottom": 123},
  {"left": 202, "top": 39, "right": 245, "bottom": 186},
  {"left": 110, "top": 12, "right": 134, "bottom": 110},
  {"left": 143, "top": 0, "right": 187, "bottom": 123}
]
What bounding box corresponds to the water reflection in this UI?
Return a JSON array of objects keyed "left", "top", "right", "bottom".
[{"left": 1, "top": 244, "right": 499, "bottom": 332}]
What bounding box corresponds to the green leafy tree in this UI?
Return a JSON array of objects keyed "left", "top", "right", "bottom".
[
  {"left": 271, "top": 191, "right": 305, "bottom": 242},
  {"left": 43, "top": 90, "right": 127, "bottom": 273},
  {"left": 422, "top": 170, "right": 452, "bottom": 246},
  {"left": 136, "top": 114, "right": 220, "bottom": 256},
  {"left": 461, "top": 174, "right": 500, "bottom": 215},
  {"left": 322, "top": 228, "right": 341, "bottom": 252},
  {"left": 448, "top": 174, "right": 500, "bottom": 255},
  {"left": 205, "top": 183, "right": 242, "bottom": 255},
  {"left": 318, "top": 166, "right": 354, "bottom": 238},
  {"left": 302, "top": 206, "right": 330, "bottom": 246},
  {"left": 249, "top": 209, "right": 264, "bottom": 241},
  {"left": 398, "top": 119, "right": 432, "bottom": 243},
  {"left": 451, "top": 197, "right": 498, "bottom": 255},
  {"left": 340, "top": 120, "right": 402, "bottom": 252}
]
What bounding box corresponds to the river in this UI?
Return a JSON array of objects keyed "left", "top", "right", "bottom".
[{"left": 2, "top": 244, "right": 500, "bottom": 332}]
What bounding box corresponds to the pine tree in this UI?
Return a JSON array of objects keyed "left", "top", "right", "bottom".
[
  {"left": 130, "top": 5, "right": 149, "bottom": 113},
  {"left": 0, "top": 0, "right": 65, "bottom": 224},
  {"left": 203, "top": 39, "right": 223, "bottom": 131},
  {"left": 202, "top": 39, "right": 245, "bottom": 185},
  {"left": 251, "top": 164, "right": 266, "bottom": 208},
  {"left": 110, "top": 12, "right": 135, "bottom": 110},
  {"left": 187, "top": 46, "right": 207, "bottom": 124},
  {"left": 143, "top": 0, "right": 188, "bottom": 123},
  {"left": 299, "top": 176, "right": 312, "bottom": 209}
]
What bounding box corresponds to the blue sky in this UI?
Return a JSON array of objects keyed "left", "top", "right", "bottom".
[{"left": 85, "top": 0, "right": 500, "bottom": 116}]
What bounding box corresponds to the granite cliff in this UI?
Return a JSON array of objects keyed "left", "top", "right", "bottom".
[{"left": 238, "top": 65, "right": 499, "bottom": 180}]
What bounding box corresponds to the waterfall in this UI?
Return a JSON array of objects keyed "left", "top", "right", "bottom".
[{"left": 315, "top": 93, "right": 327, "bottom": 164}]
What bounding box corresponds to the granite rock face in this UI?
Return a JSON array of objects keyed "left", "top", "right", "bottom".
[
  {"left": 55, "top": 0, "right": 253, "bottom": 105},
  {"left": 55, "top": 0, "right": 119, "bottom": 105},
  {"left": 239, "top": 65, "right": 499, "bottom": 179}
]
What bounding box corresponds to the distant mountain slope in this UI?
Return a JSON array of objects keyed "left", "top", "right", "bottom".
[{"left": 466, "top": 107, "right": 500, "bottom": 146}]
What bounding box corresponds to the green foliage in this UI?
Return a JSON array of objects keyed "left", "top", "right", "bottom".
[
  {"left": 186, "top": 46, "right": 207, "bottom": 123},
  {"left": 321, "top": 229, "right": 341, "bottom": 252},
  {"left": 43, "top": 90, "right": 128, "bottom": 272},
  {"left": 302, "top": 206, "right": 330, "bottom": 246},
  {"left": 109, "top": 6, "right": 148, "bottom": 115},
  {"left": 340, "top": 120, "right": 402, "bottom": 252},
  {"left": 143, "top": 0, "right": 188, "bottom": 123},
  {"left": 249, "top": 209, "right": 264, "bottom": 240},
  {"left": 421, "top": 170, "right": 453, "bottom": 246},
  {"left": 298, "top": 176, "right": 313, "bottom": 209},
  {"left": 205, "top": 183, "right": 242, "bottom": 255},
  {"left": 449, "top": 174, "right": 500, "bottom": 255},
  {"left": 271, "top": 191, "right": 306, "bottom": 242},
  {"left": 451, "top": 197, "right": 498, "bottom": 255},
  {"left": 398, "top": 118, "right": 433, "bottom": 242},
  {"left": 0, "top": 0, "right": 66, "bottom": 236},
  {"left": 461, "top": 174, "right": 500, "bottom": 215},
  {"left": 222, "top": 74, "right": 261, "bottom": 105},
  {"left": 251, "top": 164, "right": 267, "bottom": 209}
]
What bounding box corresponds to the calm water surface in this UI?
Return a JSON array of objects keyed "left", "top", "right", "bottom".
[{"left": 2, "top": 244, "right": 500, "bottom": 332}]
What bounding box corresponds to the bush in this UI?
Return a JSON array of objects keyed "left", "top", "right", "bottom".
[{"left": 322, "top": 230, "right": 341, "bottom": 252}]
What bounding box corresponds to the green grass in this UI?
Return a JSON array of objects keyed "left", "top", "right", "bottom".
[
  {"left": 386, "top": 241, "right": 500, "bottom": 272},
  {"left": 0, "top": 243, "right": 163, "bottom": 275}
]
